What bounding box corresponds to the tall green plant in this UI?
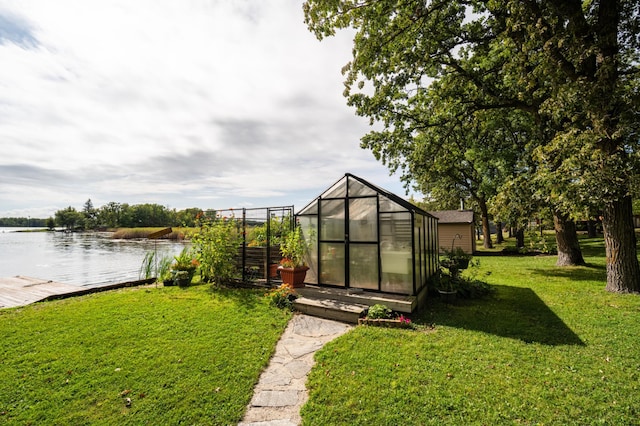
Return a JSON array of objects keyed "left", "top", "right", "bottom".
[
  {"left": 247, "top": 215, "right": 292, "bottom": 247},
  {"left": 279, "top": 226, "right": 310, "bottom": 268},
  {"left": 139, "top": 251, "right": 156, "bottom": 279},
  {"left": 191, "top": 216, "right": 242, "bottom": 284}
]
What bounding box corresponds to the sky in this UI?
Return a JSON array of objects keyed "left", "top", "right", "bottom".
[{"left": 0, "top": 0, "right": 415, "bottom": 219}]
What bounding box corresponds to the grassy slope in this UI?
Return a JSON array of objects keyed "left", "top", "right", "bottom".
[
  {"left": 0, "top": 285, "right": 291, "bottom": 425},
  {"left": 302, "top": 237, "right": 640, "bottom": 425}
]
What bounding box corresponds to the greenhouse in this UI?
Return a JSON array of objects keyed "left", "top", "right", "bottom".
[{"left": 296, "top": 174, "right": 439, "bottom": 296}]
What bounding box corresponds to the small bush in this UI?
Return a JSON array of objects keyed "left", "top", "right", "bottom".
[
  {"left": 433, "top": 259, "right": 494, "bottom": 300},
  {"left": 367, "top": 304, "right": 393, "bottom": 319},
  {"left": 526, "top": 230, "right": 557, "bottom": 254},
  {"left": 191, "top": 216, "right": 242, "bottom": 284},
  {"left": 266, "top": 284, "right": 298, "bottom": 310},
  {"left": 454, "top": 277, "right": 493, "bottom": 299}
]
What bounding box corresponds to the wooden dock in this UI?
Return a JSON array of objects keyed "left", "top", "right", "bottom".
[{"left": 0, "top": 275, "right": 155, "bottom": 309}]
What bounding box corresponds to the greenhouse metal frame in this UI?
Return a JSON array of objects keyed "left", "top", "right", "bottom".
[{"left": 296, "top": 174, "right": 439, "bottom": 296}]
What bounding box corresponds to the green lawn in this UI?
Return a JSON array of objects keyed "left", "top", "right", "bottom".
[
  {"left": 2, "top": 237, "right": 639, "bottom": 425},
  {"left": 0, "top": 285, "right": 291, "bottom": 425},
  {"left": 302, "top": 237, "right": 640, "bottom": 425}
]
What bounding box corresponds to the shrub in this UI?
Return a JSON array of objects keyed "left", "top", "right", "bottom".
[
  {"left": 266, "top": 283, "right": 298, "bottom": 310},
  {"left": 526, "top": 230, "right": 557, "bottom": 254},
  {"left": 454, "top": 277, "right": 493, "bottom": 299},
  {"left": 191, "top": 216, "right": 242, "bottom": 284},
  {"left": 367, "top": 304, "right": 393, "bottom": 319},
  {"left": 434, "top": 260, "right": 493, "bottom": 299}
]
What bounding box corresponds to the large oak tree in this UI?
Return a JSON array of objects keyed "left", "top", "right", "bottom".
[{"left": 305, "top": 0, "right": 639, "bottom": 292}]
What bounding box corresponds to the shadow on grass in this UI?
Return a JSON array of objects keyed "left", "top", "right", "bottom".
[
  {"left": 530, "top": 263, "right": 606, "bottom": 282},
  {"left": 419, "top": 285, "right": 585, "bottom": 346},
  {"left": 204, "top": 284, "right": 263, "bottom": 309}
]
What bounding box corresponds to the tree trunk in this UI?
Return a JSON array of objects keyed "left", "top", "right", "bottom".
[
  {"left": 602, "top": 196, "right": 640, "bottom": 293},
  {"left": 515, "top": 228, "right": 525, "bottom": 248},
  {"left": 478, "top": 198, "right": 493, "bottom": 249},
  {"left": 553, "top": 212, "right": 586, "bottom": 266},
  {"left": 495, "top": 221, "right": 504, "bottom": 244}
]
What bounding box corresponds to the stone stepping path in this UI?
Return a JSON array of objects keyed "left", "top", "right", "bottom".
[{"left": 239, "top": 314, "right": 351, "bottom": 426}]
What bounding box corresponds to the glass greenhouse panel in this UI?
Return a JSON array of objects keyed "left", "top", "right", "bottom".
[
  {"left": 322, "top": 177, "right": 347, "bottom": 199},
  {"left": 349, "top": 198, "right": 377, "bottom": 242},
  {"left": 299, "top": 215, "right": 318, "bottom": 284},
  {"left": 380, "top": 212, "right": 413, "bottom": 294},
  {"left": 298, "top": 199, "right": 318, "bottom": 215},
  {"left": 414, "top": 216, "right": 423, "bottom": 291},
  {"left": 349, "top": 244, "right": 379, "bottom": 290},
  {"left": 379, "top": 212, "right": 412, "bottom": 249},
  {"left": 320, "top": 199, "right": 345, "bottom": 241},
  {"left": 320, "top": 242, "right": 345, "bottom": 286},
  {"left": 420, "top": 217, "right": 427, "bottom": 287},
  {"left": 381, "top": 244, "right": 413, "bottom": 294},
  {"left": 348, "top": 177, "right": 376, "bottom": 196},
  {"left": 379, "top": 195, "right": 407, "bottom": 212}
]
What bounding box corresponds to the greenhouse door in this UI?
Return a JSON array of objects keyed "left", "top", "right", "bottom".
[
  {"left": 319, "top": 199, "right": 346, "bottom": 287},
  {"left": 347, "top": 197, "right": 379, "bottom": 290},
  {"left": 319, "top": 197, "right": 379, "bottom": 290}
]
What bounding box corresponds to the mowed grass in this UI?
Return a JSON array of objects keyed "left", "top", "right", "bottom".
[
  {"left": 0, "top": 285, "right": 291, "bottom": 425},
  {"left": 302, "top": 236, "right": 640, "bottom": 425}
]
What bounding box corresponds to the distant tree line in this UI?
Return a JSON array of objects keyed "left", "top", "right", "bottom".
[
  {"left": 0, "top": 199, "right": 209, "bottom": 231},
  {"left": 56, "top": 199, "right": 208, "bottom": 230},
  {"left": 0, "top": 217, "right": 48, "bottom": 227}
]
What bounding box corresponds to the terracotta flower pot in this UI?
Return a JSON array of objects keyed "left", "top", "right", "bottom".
[
  {"left": 278, "top": 265, "right": 309, "bottom": 288},
  {"left": 269, "top": 263, "right": 279, "bottom": 278}
]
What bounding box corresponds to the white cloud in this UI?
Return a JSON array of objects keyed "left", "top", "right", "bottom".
[{"left": 0, "top": 0, "right": 412, "bottom": 218}]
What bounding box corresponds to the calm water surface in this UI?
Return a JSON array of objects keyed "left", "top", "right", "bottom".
[{"left": 0, "top": 228, "right": 187, "bottom": 287}]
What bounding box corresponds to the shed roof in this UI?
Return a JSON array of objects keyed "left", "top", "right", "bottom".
[{"left": 428, "top": 209, "right": 474, "bottom": 224}]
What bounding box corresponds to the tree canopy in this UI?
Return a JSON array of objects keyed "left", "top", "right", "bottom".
[{"left": 304, "top": 0, "right": 640, "bottom": 292}]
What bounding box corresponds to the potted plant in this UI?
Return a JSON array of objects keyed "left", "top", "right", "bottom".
[
  {"left": 278, "top": 225, "right": 310, "bottom": 288},
  {"left": 437, "top": 245, "right": 473, "bottom": 303},
  {"left": 436, "top": 271, "right": 458, "bottom": 303},
  {"left": 170, "top": 247, "right": 198, "bottom": 287},
  {"left": 441, "top": 246, "right": 472, "bottom": 271},
  {"left": 157, "top": 254, "right": 174, "bottom": 286}
]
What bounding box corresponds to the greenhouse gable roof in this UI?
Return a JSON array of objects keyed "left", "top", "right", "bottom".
[{"left": 298, "top": 173, "right": 436, "bottom": 219}]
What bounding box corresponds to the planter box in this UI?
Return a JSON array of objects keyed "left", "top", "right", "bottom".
[
  {"left": 358, "top": 318, "right": 412, "bottom": 329},
  {"left": 278, "top": 266, "right": 309, "bottom": 288},
  {"left": 438, "top": 289, "right": 457, "bottom": 303}
]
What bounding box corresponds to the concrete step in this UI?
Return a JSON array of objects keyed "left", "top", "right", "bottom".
[
  {"left": 293, "top": 296, "right": 368, "bottom": 324},
  {"left": 296, "top": 285, "right": 415, "bottom": 313}
]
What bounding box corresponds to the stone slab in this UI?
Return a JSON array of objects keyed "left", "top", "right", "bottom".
[{"left": 252, "top": 390, "right": 300, "bottom": 407}]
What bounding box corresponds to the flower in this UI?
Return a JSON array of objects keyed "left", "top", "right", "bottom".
[
  {"left": 279, "top": 258, "right": 296, "bottom": 268},
  {"left": 397, "top": 315, "right": 411, "bottom": 324},
  {"left": 266, "top": 283, "right": 297, "bottom": 309},
  {"left": 172, "top": 247, "right": 198, "bottom": 271}
]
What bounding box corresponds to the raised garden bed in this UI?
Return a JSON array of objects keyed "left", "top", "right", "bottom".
[{"left": 358, "top": 317, "right": 413, "bottom": 329}]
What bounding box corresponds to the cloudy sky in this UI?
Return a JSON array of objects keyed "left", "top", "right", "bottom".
[{"left": 0, "top": 0, "right": 414, "bottom": 219}]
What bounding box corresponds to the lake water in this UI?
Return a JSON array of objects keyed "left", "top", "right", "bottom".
[{"left": 0, "top": 228, "right": 188, "bottom": 287}]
